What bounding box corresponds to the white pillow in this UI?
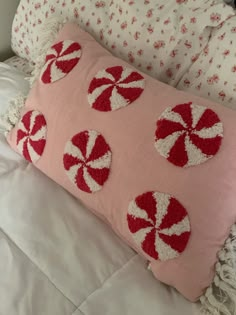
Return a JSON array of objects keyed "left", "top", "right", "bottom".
[
  {"left": 11, "top": 0, "right": 234, "bottom": 86},
  {"left": 0, "top": 62, "right": 29, "bottom": 131}
]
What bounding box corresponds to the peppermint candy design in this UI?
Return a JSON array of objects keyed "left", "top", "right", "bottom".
[
  {"left": 41, "top": 40, "right": 82, "bottom": 84},
  {"left": 155, "top": 103, "right": 223, "bottom": 167},
  {"left": 127, "top": 191, "right": 191, "bottom": 261},
  {"left": 16, "top": 110, "right": 47, "bottom": 163},
  {"left": 88, "top": 66, "right": 145, "bottom": 111},
  {"left": 63, "top": 130, "right": 112, "bottom": 193}
]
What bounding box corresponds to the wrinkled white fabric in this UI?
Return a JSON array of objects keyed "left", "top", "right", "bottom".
[
  {"left": 0, "top": 62, "right": 29, "bottom": 133},
  {"left": 4, "top": 56, "right": 34, "bottom": 75}
]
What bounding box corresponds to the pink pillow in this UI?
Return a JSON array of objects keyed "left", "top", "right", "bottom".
[{"left": 7, "top": 23, "right": 236, "bottom": 312}]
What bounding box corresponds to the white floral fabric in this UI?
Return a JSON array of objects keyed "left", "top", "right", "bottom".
[{"left": 11, "top": 0, "right": 236, "bottom": 108}]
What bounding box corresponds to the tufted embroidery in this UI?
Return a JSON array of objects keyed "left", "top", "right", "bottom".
[
  {"left": 88, "top": 66, "right": 145, "bottom": 111},
  {"left": 40, "top": 40, "right": 82, "bottom": 84},
  {"left": 16, "top": 110, "right": 47, "bottom": 163},
  {"left": 127, "top": 191, "right": 191, "bottom": 261},
  {"left": 63, "top": 130, "right": 112, "bottom": 193},
  {"left": 155, "top": 103, "right": 223, "bottom": 167}
]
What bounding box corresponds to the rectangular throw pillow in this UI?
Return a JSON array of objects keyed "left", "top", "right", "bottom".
[{"left": 6, "top": 23, "right": 236, "bottom": 315}]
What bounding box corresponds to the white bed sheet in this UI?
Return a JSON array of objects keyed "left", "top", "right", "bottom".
[
  {"left": 4, "top": 56, "right": 33, "bottom": 75},
  {"left": 0, "top": 62, "right": 201, "bottom": 315},
  {"left": 0, "top": 62, "right": 29, "bottom": 115}
]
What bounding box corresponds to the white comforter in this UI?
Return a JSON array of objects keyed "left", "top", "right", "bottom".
[{"left": 0, "top": 64, "right": 201, "bottom": 314}]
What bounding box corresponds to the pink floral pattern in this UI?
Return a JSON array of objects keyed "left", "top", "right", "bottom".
[
  {"left": 11, "top": 0, "right": 236, "bottom": 108},
  {"left": 177, "top": 8, "right": 236, "bottom": 109}
]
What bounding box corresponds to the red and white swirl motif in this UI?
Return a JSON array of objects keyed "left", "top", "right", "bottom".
[
  {"left": 63, "top": 130, "right": 112, "bottom": 193},
  {"left": 40, "top": 40, "right": 82, "bottom": 84},
  {"left": 16, "top": 110, "right": 47, "bottom": 163},
  {"left": 155, "top": 103, "right": 223, "bottom": 167},
  {"left": 127, "top": 191, "right": 191, "bottom": 261},
  {"left": 88, "top": 66, "right": 145, "bottom": 111}
]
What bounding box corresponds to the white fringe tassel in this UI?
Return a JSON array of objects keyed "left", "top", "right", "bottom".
[
  {"left": 29, "top": 16, "right": 67, "bottom": 87},
  {"left": 200, "top": 224, "right": 236, "bottom": 315},
  {"left": 1, "top": 17, "right": 69, "bottom": 135},
  {"left": 0, "top": 94, "right": 26, "bottom": 135}
]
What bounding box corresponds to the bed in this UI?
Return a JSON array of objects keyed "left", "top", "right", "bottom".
[
  {"left": 0, "top": 1, "right": 236, "bottom": 314},
  {"left": 0, "top": 60, "right": 202, "bottom": 315}
]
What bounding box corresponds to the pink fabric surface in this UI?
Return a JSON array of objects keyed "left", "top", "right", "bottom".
[{"left": 8, "top": 23, "right": 236, "bottom": 302}]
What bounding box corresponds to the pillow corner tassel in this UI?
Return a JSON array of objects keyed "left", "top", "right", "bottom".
[
  {"left": 200, "top": 224, "right": 236, "bottom": 315},
  {"left": 30, "top": 16, "right": 67, "bottom": 87},
  {"left": 0, "top": 93, "right": 26, "bottom": 136}
]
